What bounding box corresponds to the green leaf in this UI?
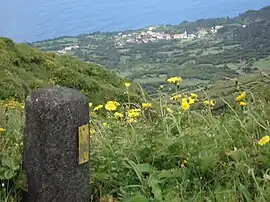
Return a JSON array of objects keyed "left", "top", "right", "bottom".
[
  {"left": 136, "top": 163, "right": 156, "bottom": 174},
  {"left": 15, "top": 170, "right": 28, "bottom": 191},
  {"left": 225, "top": 148, "right": 246, "bottom": 162},
  {"left": 0, "top": 167, "right": 9, "bottom": 179},
  {"left": 6, "top": 109, "right": 23, "bottom": 131},
  {"left": 239, "top": 183, "right": 252, "bottom": 202},
  {"left": 1, "top": 157, "right": 20, "bottom": 170},
  {"left": 4, "top": 169, "right": 15, "bottom": 179},
  {"left": 93, "top": 172, "right": 111, "bottom": 184},
  {"left": 122, "top": 194, "right": 149, "bottom": 202},
  {"left": 148, "top": 175, "right": 163, "bottom": 202}
]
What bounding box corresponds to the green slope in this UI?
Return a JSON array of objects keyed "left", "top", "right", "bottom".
[{"left": 0, "top": 37, "right": 143, "bottom": 104}]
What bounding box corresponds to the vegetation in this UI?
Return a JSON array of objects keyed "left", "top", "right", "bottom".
[
  {"left": 30, "top": 6, "right": 270, "bottom": 94},
  {"left": 1, "top": 5, "right": 270, "bottom": 202},
  {"left": 1, "top": 71, "right": 270, "bottom": 201},
  {"left": 0, "top": 37, "right": 143, "bottom": 105}
]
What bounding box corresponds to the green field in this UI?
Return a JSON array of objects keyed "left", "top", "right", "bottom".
[{"left": 254, "top": 58, "right": 270, "bottom": 70}]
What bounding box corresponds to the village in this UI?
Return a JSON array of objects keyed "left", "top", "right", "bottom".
[
  {"left": 56, "top": 25, "right": 227, "bottom": 54},
  {"left": 113, "top": 25, "right": 225, "bottom": 47}
]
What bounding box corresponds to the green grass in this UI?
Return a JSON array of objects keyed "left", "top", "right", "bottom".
[
  {"left": 254, "top": 58, "right": 270, "bottom": 70},
  {"left": 1, "top": 75, "right": 270, "bottom": 201},
  {"left": 1, "top": 37, "right": 270, "bottom": 202},
  {"left": 0, "top": 37, "right": 143, "bottom": 104},
  {"left": 54, "top": 37, "right": 78, "bottom": 43}
]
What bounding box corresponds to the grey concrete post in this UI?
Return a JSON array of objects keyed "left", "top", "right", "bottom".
[{"left": 23, "top": 87, "right": 90, "bottom": 202}]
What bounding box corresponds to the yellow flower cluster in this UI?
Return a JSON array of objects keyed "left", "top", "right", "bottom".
[
  {"left": 0, "top": 100, "right": 24, "bottom": 110},
  {"left": 167, "top": 76, "right": 183, "bottom": 85},
  {"left": 180, "top": 158, "right": 188, "bottom": 168},
  {"left": 190, "top": 93, "right": 198, "bottom": 99},
  {"left": 258, "top": 135, "right": 270, "bottom": 146},
  {"left": 235, "top": 92, "right": 247, "bottom": 106},
  {"left": 124, "top": 82, "right": 131, "bottom": 87},
  {"left": 127, "top": 118, "right": 137, "bottom": 124},
  {"left": 0, "top": 128, "right": 6, "bottom": 133},
  {"left": 93, "top": 104, "right": 103, "bottom": 111},
  {"left": 89, "top": 97, "right": 152, "bottom": 125},
  {"left": 203, "top": 99, "right": 216, "bottom": 107},
  {"left": 90, "top": 128, "right": 96, "bottom": 135},
  {"left": 114, "top": 112, "right": 124, "bottom": 119},
  {"left": 181, "top": 97, "right": 195, "bottom": 111},
  {"left": 128, "top": 108, "right": 141, "bottom": 118},
  {"left": 105, "top": 101, "right": 120, "bottom": 111},
  {"left": 170, "top": 94, "right": 181, "bottom": 101},
  {"left": 167, "top": 89, "right": 217, "bottom": 112},
  {"left": 142, "top": 102, "right": 152, "bottom": 109}
]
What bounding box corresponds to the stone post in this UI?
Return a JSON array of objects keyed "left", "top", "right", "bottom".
[{"left": 23, "top": 87, "right": 90, "bottom": 202}]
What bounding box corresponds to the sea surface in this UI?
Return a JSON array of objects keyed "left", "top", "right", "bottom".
[{"left": 0, "top": 0, "right": 269, "bottom": 43}]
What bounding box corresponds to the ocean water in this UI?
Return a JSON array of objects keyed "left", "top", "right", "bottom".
[{"left": 0, "top": 0, "right": 269, "bottom": 42}]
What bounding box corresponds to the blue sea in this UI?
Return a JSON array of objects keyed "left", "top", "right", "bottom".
[{"left": 0, "top": 0, "right": 269, "bottom": 43}]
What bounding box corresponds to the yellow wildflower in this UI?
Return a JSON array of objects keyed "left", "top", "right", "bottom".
[
  {"left": 167, "top": 76, "right": 183, "bottom": 85},
  {"left": 90, "top": 128, "right": 96, "bottom": 135},
  {"left": 187, "top": 97, "right": 195, "bottom": 105},
  {"left": 180, "top": 159, "right": 188, "bottom": 168},
  {"left": 181, "top": 99, "right": 190, "bottom": 111},
  {"left": 181, "top": 160, "right": 187, "bottom": 168},
  {"left": 114, "top": 112, "right": 124, "bottom": 119},
  {"left": 128, "top": 108, "right": 141, "bottom": 118},
  {"left": 258, "top": 135, "right": 270, "bottom": 146},
  {"left": 204, "top": 99, "right": 216, "bottom": 107},
  {"left": 90, "top": 111, "right": 97, "bottom": 117},
  {"left": 236, "top": 92, "right": 246, "bottom": 102},
  {"left": 88, "top": 103, "right": 93, "bottom": 108},
  {"left": 182, "top": 97, "right": 195, "bottom": 105},
  {"left": 190, "top": 93, "right": 198, "bottom": 99},
  {"left": 170, "top": 94, "right": 181, "bottom": 101},
  {"left": 105, "top": 101, "right": 120, "bottom": 111},
  {"left": 124, "top": 82, "right": 131, "bottom": 87},
  {"left": 127, "top": 118, "right": 137, "bottom": 124},
  {"left": 102, "top": 122, "right": 109, "bottom": 128},
  {"left": 0, "top": 128, "right": 6, "bottom": 133},
  {"left": 93, "top": 104, "right": 103, "bottom": 111},
  {"left": 142, "top": 102, "right": 152, "bottom": 109},
  {"left": 2, "top": 100, "right": 24, "bottom": 110},
  {"left": 239, "top": 101, "right": 247, "bottom": 106}
]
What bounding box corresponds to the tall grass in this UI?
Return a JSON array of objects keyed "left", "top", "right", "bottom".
[{"left": 1, "top": 78, "right": 270, "bottom": 202}]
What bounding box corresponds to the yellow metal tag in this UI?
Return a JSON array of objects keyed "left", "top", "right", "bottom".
[{"left": 78, "top": 124, "right": 89, "bottom": 165}]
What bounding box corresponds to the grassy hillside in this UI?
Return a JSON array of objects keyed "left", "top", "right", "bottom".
[
  {"left": 1, "top": 71, "right": 270, "bottom": 201},
  {"left": 30, "top": 6, "right": 270, "bottom": 94},
  {"left": 0, "top": 37, "right": 143, "bottom": 104}
]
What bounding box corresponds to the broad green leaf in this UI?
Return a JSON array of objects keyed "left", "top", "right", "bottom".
[
  {"left": 0, "top": 167, "right": 9, "bottom": 179},
  {"left": 136, "top": 163, "right": 156, "bottom": 174},
  {"left": 4, "top": 169, "right": 15, "bottom": 179},
  {"left": 15, "top": 170, "right": 28, "bottom": 191},
  {"left": 239, "top": 183, "right": 252, "bottom": 202},
  {"left": 93, "top": 172, "right": 111, "bottom": 184},
  {"left": 148, "top": 176, "right": 163, "bottom": 202},
  {"left": 122, "top": 194, "right": 149, "bottom": 202},
  {"left": 1, "top": 157, "right": 20, "bottom": 170}
]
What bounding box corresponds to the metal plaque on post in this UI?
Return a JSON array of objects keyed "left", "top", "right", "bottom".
[{"left": 78, "top": 124, "right": 89, "bottom": 165}]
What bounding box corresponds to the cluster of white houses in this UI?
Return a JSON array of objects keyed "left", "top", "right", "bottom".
[
  {"left": 57, "top": 45, "right": 80, "bottom": 54},
  {"left": 114, "top": 25, "right": 225, "bottom": 47}
]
